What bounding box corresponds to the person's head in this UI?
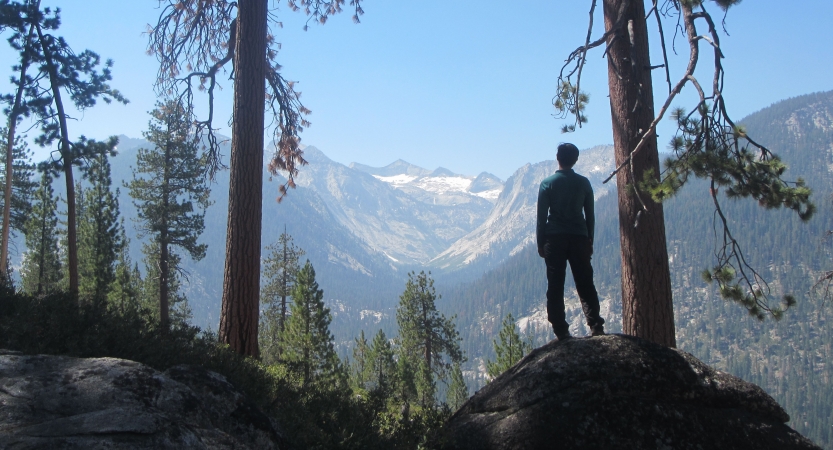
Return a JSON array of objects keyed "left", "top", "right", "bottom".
[{"left": 557, "top": 143, "right": 579, "bottom": 169}]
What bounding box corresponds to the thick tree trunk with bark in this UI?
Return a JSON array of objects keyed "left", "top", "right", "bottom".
[
  {"left": 603, "top": 0, "right": 675, "bottom": 347},
  {"left": 218, "top": 0, "right": 267, "bottom": 357},
  {"left": 37, "top": 24, "right": 79, "bottom": 297}
]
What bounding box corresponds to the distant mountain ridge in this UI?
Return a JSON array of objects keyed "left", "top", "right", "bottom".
[
  {"left": 349, "top": 159, "right": 432, "bottom": 177},
  {"left": 74, "top": 137, "right": 616, "bottom": 330}
]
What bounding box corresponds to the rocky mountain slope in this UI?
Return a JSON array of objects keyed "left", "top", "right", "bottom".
[{"left": 294, "top": 146, "right": 498, "bottom": 265}]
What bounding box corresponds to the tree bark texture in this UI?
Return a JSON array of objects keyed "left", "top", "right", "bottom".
[
  {"left": 603, "top": 0, "right": 676, "bottom": 347},
  {"left": 219, "top": 0, "right": 267, "bottom": 357}
]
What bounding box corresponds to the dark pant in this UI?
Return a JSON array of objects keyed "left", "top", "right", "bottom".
[{"left": 544, "top": 234, "right": 604, "bottom": 337}]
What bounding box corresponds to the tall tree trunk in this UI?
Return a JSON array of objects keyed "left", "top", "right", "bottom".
[
  {"left": 37, "top": 25, "right": 79, "bottom": 297},
  {"left": 603, "top": 0, "right": 675, "bottom": 347},
  {"left": 1, "top": 22, "right": 36, "bottom": 279},
  {"left": 219, "top": 0, "right": 267, "bottom": 357}
]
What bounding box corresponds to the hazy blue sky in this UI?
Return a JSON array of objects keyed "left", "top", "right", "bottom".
[{"left": 2, "top": 1, "right": 831, "bottom": 179}]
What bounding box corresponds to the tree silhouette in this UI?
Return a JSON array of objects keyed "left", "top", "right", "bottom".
[{"left": 128, "top": 101, "right": 211, "bottom": 331}]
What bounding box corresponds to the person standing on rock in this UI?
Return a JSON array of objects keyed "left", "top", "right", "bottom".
[{"left": 537, "top": 143, "right": 606, "bottom": 341}]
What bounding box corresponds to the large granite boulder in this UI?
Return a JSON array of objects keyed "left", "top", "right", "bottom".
[
  {"left": 435, "top": 335, "right": 820, "bottom": 450},
  {"left": 0, "top": 350, "right": 287, "bottom": 449}
]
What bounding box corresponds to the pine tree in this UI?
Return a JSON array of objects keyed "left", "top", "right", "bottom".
[
  {"left": 351, "top": 330, "right": 370, "bottom": 389},
  {"left": 2, "top": 2, "right": 127, "bottom": 295},
  {"left": 260, "top": 228, "right": 305, "bottom": 363},
  {"left": 446, "top": 362, "right": 469, "bottom": 411},
  {"left": 485, "top": 313, "right": 532, "bottom": 379},
  {"left": 20, "top": 173, "right": 61, "bottom": 295},
  {"left": 281, "top": 261, "right": 343, "bottom": 386},
  {"left": 1, "top": 4, "right": 37, "bottom": 279},
  {"left": 396, "top": 271, "right": 464, "bottom": 407},
  {"left": 0, "top": 129, "right": 36, "bottom": 248},
  {"left": 141, "top": 241, "right": 191, "bottom": 325},
  {"left": 367, "top": 329, "right": 396, "bottom": 394},
  {"left": 77, "top": 149, "right": 122, "bottom": 301},
  {"left": 395, "top": 352, "right": 418, "bottom": 410},
  {"left": 127, "top": 100, "right": 210, "bottom": 331},
  {"left": 108, "top": 227, "right": 142, "bottom": 314}
]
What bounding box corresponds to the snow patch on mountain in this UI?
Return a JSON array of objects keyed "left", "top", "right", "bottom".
[
  {"left": 413, "top": 176, "right": 472, "bottom": 194},
  {"left": 360, "top": 309, "right": 386, "bottom": 324},
  {"left": 372, "top": 174, "right": 418, "bottom": 185},
  {"left": 472, "top": 189, "right": 502, "bottom": 200},
  {"left": 357, "top": 160, "right": 505, "bottom": 206}
]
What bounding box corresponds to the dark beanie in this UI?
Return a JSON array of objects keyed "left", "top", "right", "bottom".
[{"left": 557, "top": 143, "right": 579, "bottom": 167}]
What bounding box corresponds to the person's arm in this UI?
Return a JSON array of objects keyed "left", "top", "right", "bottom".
[
  {"left": 584, "top": 181, "right": 595, "bottom": 244},
  {"left": 537, "top": 182, "right": 548, "bottom": 257}
]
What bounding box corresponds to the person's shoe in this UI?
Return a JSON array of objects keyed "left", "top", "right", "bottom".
[
  {"left": 590, "top": 325, "right": 605, "bottom": 337},
  {"left": 553, "top": 325, "right": 572, "bottom": 342}
]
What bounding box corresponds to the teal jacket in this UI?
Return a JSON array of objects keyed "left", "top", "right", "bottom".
[{"left": 536, "top": 168, "right": 595, "bottom": 250}]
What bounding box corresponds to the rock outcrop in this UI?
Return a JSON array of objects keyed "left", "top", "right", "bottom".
[
  {"left": 435, "top": 335, "right": 820, "bottom": 450},
  {"left": 0, "top": 350, "right": 286, "bottom": 449}
]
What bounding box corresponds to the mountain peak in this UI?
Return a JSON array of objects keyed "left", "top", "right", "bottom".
[
  {"left": 429, "top": 167, "right": 457, "bottom": 177},
  {"left": 470, "top": 172, "right": 503, "bottom": 193},
  {"left": 298, "top": 145, "right": 332, "bottom": 163}
]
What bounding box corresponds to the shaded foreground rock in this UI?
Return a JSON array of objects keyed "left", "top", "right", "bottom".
[
  {"left": 435, "top": 335, "right": 820, "bottom": 450},
  {"left": 0, "top": 350, "right": 286, "bottom": 449}
]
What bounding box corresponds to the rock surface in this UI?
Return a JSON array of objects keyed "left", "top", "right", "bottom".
[
  {"left": 435, "top": 335, "right": 820, "bottom": 450},
  {"left": 0, "top": 350, "right": 286, "bottom": 449}
]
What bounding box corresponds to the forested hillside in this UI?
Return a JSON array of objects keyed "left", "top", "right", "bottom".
[{"left": 444, "top": 91, "right": 833, "bottom": 447}]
